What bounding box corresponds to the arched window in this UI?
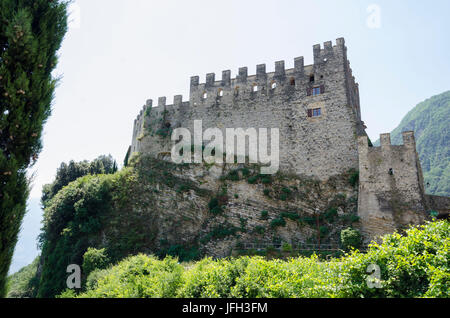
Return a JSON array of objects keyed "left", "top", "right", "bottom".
[
  {"left": 202, "top": 92, "right": 207, "bottom": 99},
  {"left": 270, "top": 81, "right": 277, "bottom": 89},
  {"left": 290, "top": 77, "right": 296, "bottom": 86},
  {"left": 218, "top": 88, "right": 224, "bottom": 97},
  {"left": 252, "top": 84, "right": 258, "bottom": 92}
]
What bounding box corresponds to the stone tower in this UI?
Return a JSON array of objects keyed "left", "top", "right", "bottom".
[{"left": 357, "top": 132, "right": 429, "bottom": 241}]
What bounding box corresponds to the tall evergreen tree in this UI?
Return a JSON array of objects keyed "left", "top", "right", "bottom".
[{"left": 0, "top": 0, "right": 67, "bottom": 297}]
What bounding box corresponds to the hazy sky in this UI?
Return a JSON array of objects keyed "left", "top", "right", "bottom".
[{"left": 28, "top": 0, "right": 450, "bottom": 198}]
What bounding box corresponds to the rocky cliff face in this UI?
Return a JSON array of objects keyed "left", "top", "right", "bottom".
[{"left": 120, "top": 155, "right": 360, "bottom": 258}]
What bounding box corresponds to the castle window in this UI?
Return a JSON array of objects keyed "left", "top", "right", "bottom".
[
  {"left": 252, "top": 84, "right": 258, "bottom": 92},
  {"left": 234, "top": 87, "right": 239, "bottom": 96},
  {"left": 218, "top": 88, "right": 223, "bottom": 97},
  {"left": 388, "top": 168, "right": 394, "bottom": 175},
  {"left": 312, "top": 87, "right": 321, "bottom": 96},
  {"left": 309, "top": 75, "right": 315, "bottom": 83},
  {"left": 271, "top": 82, "right": 277, "bottom": 89},
  {"left": 290, "top": 77, "right": 296, "bottom": 86},
  {"left": 202, "top": 92, "right": 207, "bottom": 99},
  {"left": 308, "top": 108, "right": 322, "bottom": 117}
]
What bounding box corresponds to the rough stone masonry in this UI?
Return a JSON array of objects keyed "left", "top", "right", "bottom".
[{"left": 129, "top": 37, "right": 449, "bottom": 243}]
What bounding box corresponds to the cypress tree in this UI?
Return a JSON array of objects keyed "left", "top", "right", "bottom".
[{"left": 0, "top": 0, "right": 68, "bottom": 296}]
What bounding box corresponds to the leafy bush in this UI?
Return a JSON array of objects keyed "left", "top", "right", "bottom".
[
  {"left": 82, "top": 248, "right": 110, "bottom": 277},
  {"left": 68, "top": 221, "right": 450, "bottom": 298},
  {"left": 6, "top": 257, "right": 40, "bottom": 298},
  {"left": 247, "top": 176, "right": 258, "bottom": 184},
  {"left": 208, "top": 197, "right": 223, "bottom": 215},
  {"left": 280, "top": 212, "right": 300, "bottom": 221},
  {"left": 270, "top": 218, "right": 286, "bottom": 229},
  {"left": 254, "top": 226, "right": 265, "bottom": 235},
  {"left": 260, "top": 210, "right": 269, "bottom": 220},
  {"left": 340, "top": 228, "right": 362, "bottom": 251},
  {"left": 78, "top": 255, "right": 183, "bottom": 298},
  {"left": 261, "top": 176, "right": 272, "bottom": 184},
  {"left": 324, "top": 208, "right": 338, "bottom": 222},
  {"left": 281, "top": 243, "right": 293, "bottom": 253}
]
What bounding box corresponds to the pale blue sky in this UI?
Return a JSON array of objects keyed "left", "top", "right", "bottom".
[{"left": 28, "top": 0, "right": 450, "bottom": 198}]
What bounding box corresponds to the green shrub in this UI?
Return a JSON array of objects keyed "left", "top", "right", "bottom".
[
  {"left": 79, "top": 255, "right": 184, "bottom": 298},
  {"left": 270, "top": 218, "right": 286, "bottom": 229},
  {"left": 82, "top": 248, "right": 110, "bottom": 277},
  {"left": 208, "top": 197, "right": 223, "bottom": 215},
  {"left": 281, "top": 187, "right": 292, "bottom": 194},
  {"left": 280, "top": 212, "right": 300, "bottom": 221},
  {"left": 319, "top": 226, "right": 329, "bottom": 238},
  {"left": 247, "top": 176, "right": 258, "bottom": 184},
  {"left": 241, "top": 168, "right": 250, "bottom": 177},
  {"left": 260, "top": 210, "right": 269, "bottom": 220},
  {"left": 340, "top": 228, "right": 362, "bottom": 251},
  {"left": 348, "top": 169, "right": 359, "bottom": 187},
  {"left": 324, "top": 208, "right": 338, "bottom": 222},
  {"left": 281, "top": 243, "right": 293, "bottom": 253},
  {"left": 261, "top": 176, "right": 272, "bottom": 184},
  {"left": 254, "top": 226, "right": 265, "bottom": 235},
  {"left": 226, "top": 170, "right": 240, "bottom": 181},
  {"left": 263, "top": 189, "right": 271, "bottom": 196}
]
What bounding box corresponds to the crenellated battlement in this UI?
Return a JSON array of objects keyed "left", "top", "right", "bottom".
[
  {"left": 358, "top": 131, "right": 417, "bottom": 152},
  {"left": 131, "top": 37, "right": 363, "bottom": 180},
  {"left": 132, "top": 38, "right": 350, "bottom": 126}
]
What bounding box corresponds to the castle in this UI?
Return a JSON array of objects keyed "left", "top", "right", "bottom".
[{"left": 129, "top": 38, "right": 446, "bottom": 242}]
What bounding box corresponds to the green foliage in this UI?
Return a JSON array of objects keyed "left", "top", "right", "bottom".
[
  {"left": 225, "top": 169, "right": 240, "bottom": 181},
  {"left": 340, "top": 228, "right": 362, "bottom": 251},
  {"left": 155, "top": 127, "right": 172, "bottom": 138},
  {"left": 254, "top": 226, "right": 265, "bottom": 235},
  {"left": 201, "top": 225, "right": 238, "bottom": 243},
  {"left": 6, "top": 257, "right": 40, "bottom": 298},
  {"left": 263, "top": 189, "right": 271, "bottom": 196},
  {"left": 348, "top": 169, "right": 359, "bottom": 187},
  {"left": 41, "top": 155, "right": 118, "bottom": 207},
  {"left": 247, "top": 176, "right": 258, "bottom": 184},
  {"left": 375, "top": 91, "right": 450, "bottom": 196},
  {"left": 75, "top": 255, "right": 184, "bottom": 298},
  {"left": 70, "top": 221, "right": 450, "bottom": 298},
  {"left": 124, "top": 146, "right": 131, "bottom": 167},
  {"left": 0, "top": 0, "right": 68, "bottom": 297},
  {"left": 324, "top": 208, "right": 338, "bottom": 222},
  {"left": 261, "top": 175, "right": 272, "bottom": 184},
  {"left": 260, "top": 210, "right": 269, "bottom": 220},
  {"left": 37, "top": 168, "right": 137, "bottom": 298},
  {"left": 270, "top": 218, "right": 286, "bottom": 229},
  {"left": 157, "top": 244, "right": 200, "bottom": 263},
  {"left": 82, "top": 248, "right": 110, "bottom": 277},
  {"left": 281, "top": 243, "right": 293, "bottom": 253},
  {"left": 280, "top": 212, "right": 300, "bottom": 221},
  {"left": 208, "top": 197, "right": 223, "bottom": 215}
]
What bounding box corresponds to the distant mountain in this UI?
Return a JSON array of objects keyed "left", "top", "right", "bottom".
[
  {"left": 9, "top": 198, "right": 42, "bottom": 275},
  {"left": 375, "top": 91, "right": 450, "bottom": 197}
]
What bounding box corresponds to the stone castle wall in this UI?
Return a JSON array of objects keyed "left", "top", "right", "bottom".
[
  {"left": 357, "top": 132, "right": 430, "bottom": 241},
  {"left": 131, "top": 38, "right": 365, "bottom": 181}
]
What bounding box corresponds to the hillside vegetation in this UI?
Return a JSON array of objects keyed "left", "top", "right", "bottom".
[
  {"left": 376, "top": 91, "right": 450, "bottom": 196},
  {"left": 55, "top": 220, "right": 449, "bottom": 298}
]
